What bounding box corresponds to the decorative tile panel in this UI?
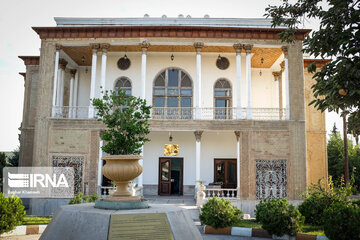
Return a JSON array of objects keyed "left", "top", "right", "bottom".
[
  {"left": 256, "top": 160, "right": 287, "bottom": 200},
  {"left": 52, "top": 156, "right": 84, "bottom": 194}
]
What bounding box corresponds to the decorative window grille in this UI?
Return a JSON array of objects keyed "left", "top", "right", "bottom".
[
  {"left": 114, "top": 77, "right": 132, "bottom": 96},
  {"left": 52, "top": 156, "right": 84, "bottom": 194},
  {"left": 256, "top": 160, "right": 287, "bottom": 200}
]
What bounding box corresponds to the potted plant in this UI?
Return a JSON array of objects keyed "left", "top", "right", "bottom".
[{"left": 92, "top": 90, "right": 151, "bottom": 202}]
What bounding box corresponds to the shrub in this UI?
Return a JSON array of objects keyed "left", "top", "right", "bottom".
[
  {"left": 199, "top": 197, "right": 242, "bottom": 229},
  {"left": 255, "top": 199, "right": 304, "bottom": 237},
  {"left": 299, "top": 176, "right": 352, "bottom": 225},
  {"left": 323, "top": 202, "right": 360, "bottom": 240},
  {"left": 68, "top": 193, "right": 100, "bottom": 205},
  {"left": 0, "top": 193, "right": 26, "bottom": 234}
]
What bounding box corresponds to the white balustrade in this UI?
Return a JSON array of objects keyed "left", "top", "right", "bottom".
[{"left": 204, "top": 188, "right": 238, "bottom": 199}]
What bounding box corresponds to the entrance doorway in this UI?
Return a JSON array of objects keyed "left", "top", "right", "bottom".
[
  {"left": 214, "top": 158, "right": 237, "bottom": 188},
  {"left": 158, "top": 158, "right": 183, "bottom": 195}
]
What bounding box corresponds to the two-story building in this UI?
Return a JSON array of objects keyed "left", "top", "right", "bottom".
[{"left": 18, "top": 16, "right": 328, "bottom": 207}]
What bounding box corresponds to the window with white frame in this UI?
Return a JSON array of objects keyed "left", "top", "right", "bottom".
[{"left": 114, "top": 77, "right": 132, "bottom": 96}]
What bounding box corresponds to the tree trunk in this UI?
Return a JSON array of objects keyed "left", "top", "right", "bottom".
[
  {"left": 356, "top": 135, "right": 359, "bottom": 147},
  {"left": 343, "top": 111, "right": 350, "bottom": 184}
]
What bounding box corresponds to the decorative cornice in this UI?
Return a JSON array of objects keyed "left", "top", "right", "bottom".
[
  {"left": 193, "top": 42, "right": 204, "bottom": 53},
  {"left": 58, "top": 58, "right": 68, "bottom": 70},
  {"left": 233, "top": 43, "right": 243, "bottom": 54},
  {"left": 303, "top": 59, "right": 331, "bottom": 68},
  {"left": 243, "top": 44, "right": 253, "bottom": 54},
  {"left": 281, "top": 46, "right": 288, "bottom": 58},
  {"left": 140, "top": 41, "right": 150, "bottom": 53},
  {"left": 234, "top": 131, "right": 241, "bottom": 141},
  {"left": 100, "top": 43, "right": 110, "bottom": 53},
  {"left": 18, "top": 56, "right": 40, "bottom": 66},
  {"left": 32, "top": 26, "right": 311, "bottom": 41},
  {"left": 70, "top": 69, "right": 77, "bottom": 77},
  {"left": 19, "top": 72, "right": 26, "bottom": 79},
  {"left": 194, "top": 130, "right": 203, "bottom": 142},
  {"left": 272, "top": 71, "right": 281, "bottom": 81}
]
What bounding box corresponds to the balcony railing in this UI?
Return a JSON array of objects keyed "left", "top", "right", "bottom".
[{"left": 52, "top": 106, "right": 286, "bottom": 121}]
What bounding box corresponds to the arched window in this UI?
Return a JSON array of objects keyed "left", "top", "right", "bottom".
[
  {"left": 214, "top": 79, "right": 232, "bottom": 119},
  {"left": 114, "top": 77, "right": 132, "bottom": 96},
  {"left": 153, "top": 68, "right": 193, "bottom": 119}
]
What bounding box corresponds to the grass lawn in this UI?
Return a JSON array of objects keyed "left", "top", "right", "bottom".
[
  {"left": 233, "top": 220, "right": 325, "bottom": 236},
  {"left": 21, "top": 216, "right": 52, "bottom": 225}
]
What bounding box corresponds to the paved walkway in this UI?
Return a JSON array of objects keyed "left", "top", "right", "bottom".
[{"left": 145, "top": 195, "right": 269, "bottom": 240}]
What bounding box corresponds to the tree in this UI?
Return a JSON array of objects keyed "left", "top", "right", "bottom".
[
  {"left": 331, "top": 123, "right": 338, "bottom": 135},
  {"left": 0, "top": 152, "right": 8, "bottom": 181},
  {"left": 7, "top": 147, "right": 19, "bottom": 167},
  {"left": 91, "top": 90, "right": 151, "bottom": 155},
  {"left": 265, "top": 0, "right": 360, "bottom": 183},
  {"left": 348, "top": 112, "right": 360, "bottom": 147}
]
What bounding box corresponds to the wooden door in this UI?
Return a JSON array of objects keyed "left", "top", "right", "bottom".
[
  {"left": 214, "top": 159, "right": 237, "bottom": 188},
  {"left": 158, "top": 158, "right": 171, "bottom": 195}
]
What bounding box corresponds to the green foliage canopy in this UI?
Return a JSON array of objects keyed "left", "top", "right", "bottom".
[
  {"left": 265, "top": 0, "right": 360, "bottom": 114},
  {"left": 92, "top": 90, "right": 151, "bottom": 155}
]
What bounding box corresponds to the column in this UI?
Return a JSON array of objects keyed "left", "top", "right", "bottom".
[
  {"left": 73, "top": 70, "right": 79, "bottom": 107},
  {"left": 100, "top": 43, "right": 110, "bottom": 97},
  {"left": 69, "top": 69, "right": 76, "bottom": 118},
  {"left": 282, "top": 46, "right": 290, "bottom": 120},
  {"left": 97, "top": 139, "right": 103, "bottom": 190},
  {"left": 194, "top": 130, "right": 203, "bottom": 187},
  {"left": 89, "top": 43, "right": 99, "bottom": 118},
  {"left": 141, "top": 41, "right": 149, "bottom": 99},
  {"left": 233, "top": 43, "right": 243, "bottom": 119},
  {"left": 244, "top": 44, "right": 253, "bottom": 119},
  {"left": 139, "top": 41, "right": 149, "bottom": 190},
  {"left": 194, "top": 42, "right": 204, "bottom": 119},
  {"left": 58, "top": 59, "right": 68, "bottom": 108},
  {"left": 234, "top": 131, "right": 241, "bottom": 199},
  {"left": 272, "top": 71, "right": 282, "bottom": 119},
  {"left": 51, "top": 44, "right": 61, "bottom": 117}
]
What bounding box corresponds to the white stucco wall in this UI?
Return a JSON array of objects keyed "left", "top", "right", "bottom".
[
  {"left": 142, "top": 131, "right": 237, "bottom": 186},
  {"left": 76, "top": 52, "right": 280, "bottom": 109}
]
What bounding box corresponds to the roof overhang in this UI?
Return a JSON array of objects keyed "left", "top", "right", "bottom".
[
  {"left": 18, "top": 56, "right": 40, "bottom": 66},
  {"left": 32, "top": 25, "right": 311, "bottom": 40}
]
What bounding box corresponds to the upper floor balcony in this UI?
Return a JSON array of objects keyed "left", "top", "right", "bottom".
[{"left": 52, "top": 106, "right": 286, "bottom": 121}]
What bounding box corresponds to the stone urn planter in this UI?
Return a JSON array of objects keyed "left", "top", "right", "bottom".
[{"left": 102, "top": 155, "right": 142, "bottom": 202}]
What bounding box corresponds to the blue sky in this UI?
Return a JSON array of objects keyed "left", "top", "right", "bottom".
[{"left": 0, "top": 0, "right": 341, "bottom": 151}]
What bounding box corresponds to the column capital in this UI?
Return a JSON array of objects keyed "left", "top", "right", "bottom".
[
  {"left": 70, "top": 69, "right": 77, "bottom": 77},
  {"left": 272, "top": 71, "right": 281, "bottom": 81},
  {"left": 194, "top": 130, "right": 203, "bottom": 142},
  {"left": 90, "top": 43, "right": 100, "bottom": 53},
  {"left": 243, "top": 44, "right": 253, "bottom": 54},
  {"left": 234, "top": 131, "right": 241, "bottom": 141},
  {"left": 58, "top": 58, "right": 68, "bottom": 70},
  {"left": 281, "top": 46, "right": 288, "bottom": 58},
  {"left": 141, "top": 41, "right": 150, "bottom": 53},
  {"left": 233, "top": 43, "right": 243, "bottom": 54},
  {"left": 55, "top": 44, "right": 62, "bottom": 51},
  {"left": 280, "top": 61, "right": 285, "bottom": 72},
  {"left": 193, "top": 42, "right": 204, "bottom": 53},
  {"left": 100, "top": 43, "right": 110, "bottom": 53}
]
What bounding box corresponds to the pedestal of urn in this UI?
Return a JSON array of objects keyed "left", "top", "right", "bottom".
[{"left": 102, "top": 155, "right": 142, "bottom": 202}]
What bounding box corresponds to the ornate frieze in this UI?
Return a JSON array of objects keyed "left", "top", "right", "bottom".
[{"left": 256, "top": 159, "right": 287, "bottom": 200}]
